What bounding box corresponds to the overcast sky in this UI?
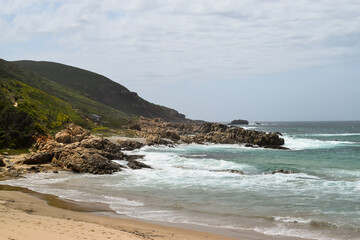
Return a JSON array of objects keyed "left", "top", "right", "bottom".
[{"left": 1, "top": 0, "right": 359, "bottom": 121}]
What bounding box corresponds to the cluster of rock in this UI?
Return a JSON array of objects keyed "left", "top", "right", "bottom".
[
  {"left": 137, "top": 117, "right": 287, "bottom": 149},
  {"left": 230, "top": 119, "right": 249, "bottom": 125},
  {"left": 21, "top": 124, "right": 150, "bottom": 174}
]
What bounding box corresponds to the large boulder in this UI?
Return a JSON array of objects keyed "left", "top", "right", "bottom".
[
  {"left": 52, "top": 149, "right": 122, "bottom": 174},
  {"left": 0, "top": 158, "right": 5, "bottom": 167},
  {"left": 127, "top": 160, "right": 152, "bottom": 170},
  {"left": 230, "top": 119, "right": 249, "bottom": 125},
  {"left": 117, "top": 140, "right": 144, "bottom": 150},
  {"left": 22, "top": 152, "right": 52, "bottom": 165}
]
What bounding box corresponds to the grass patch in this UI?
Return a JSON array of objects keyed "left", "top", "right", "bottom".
[{"left": 0, "top": 148, "right": 30, "bottom": 155}]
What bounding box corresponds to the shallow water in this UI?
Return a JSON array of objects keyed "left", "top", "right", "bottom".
[{"left": 4, "top": 121, "right": 360, "bottom": 240}]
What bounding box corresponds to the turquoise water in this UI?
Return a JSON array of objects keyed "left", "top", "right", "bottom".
[{"left": 4, "top": 121, "right": 360, "bottom": 239}]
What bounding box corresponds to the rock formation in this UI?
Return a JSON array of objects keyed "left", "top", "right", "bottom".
[
  {"left": 24, "top": 124, "right": 151, "bottom": 174},
  {"left": 137, "top": 117, "right": 286, "bottom": 149},
  {"left": 230, "top": 119, "right": 249, "bottom": 125}
]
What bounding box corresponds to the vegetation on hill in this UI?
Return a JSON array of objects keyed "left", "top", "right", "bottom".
[
  {"left": 1, "top": 59, "right": 136, "bottom": 128},
  {"left": 15, "top": 60, "right": 188, "bottom": 122},
  {"left": 0, "top": 59, "right": 139, "bottom": 148},
  {"left": 0, "top": 77, "right": 91, "bottom": 148}
]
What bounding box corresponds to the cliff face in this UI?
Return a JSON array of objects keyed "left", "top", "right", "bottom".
[{"left": 14, "top": 61, "right": 189, "bottom": 123}]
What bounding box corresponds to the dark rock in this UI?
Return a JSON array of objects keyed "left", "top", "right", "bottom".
[
  {"left": 0, "top": 158, "right": 5, "bottom": 167},
  {"left": 163, "top": 131, "right": 180, "bottom": 141},
  {"left": 264, "top": 145, "right": 290, "bottom": 150},
  {"left": 52, "top": 150, "right": 122, "bottom": 174},
  {"left": 230, "top": 119, "right": 249, "bottom": 125},
  {"left": 53, "top": 170, "right": 59, "bottom": 173},
  {"left": 124, "top": 155, "right": 145, "bottom": 161},
  {"left": 117, "top": 140, "right": 144, "bottom": 150},
  {"left": 147, "top": 137, "right": 173, "bottom": 146},
  {"left": 127, "top": 160, "right": 152, "bottom": 170},
  {"left": 211, "top": 169, "right": 244, "bottom": 174},
  {"left": 271, "top": 169, "right": 296, "bottom": 174},
  {"left": 129, "top": 123, "right": 141, "bottom": 131},
  {"left": 22, "top": 152, "right": 52, "bottom": 165},
  {"left": 29, "top": 166, "right": 40, "bottom": 172}
]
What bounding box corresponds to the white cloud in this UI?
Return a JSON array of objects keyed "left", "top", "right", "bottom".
[{"left": 1, "top": 0, "right": 360, "bottom": 86}]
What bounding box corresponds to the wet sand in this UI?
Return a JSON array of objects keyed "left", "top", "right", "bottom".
[{"left": 0, "top": 184, "right": 306, "bottom": 240}]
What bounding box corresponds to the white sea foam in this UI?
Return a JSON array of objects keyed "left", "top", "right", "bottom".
[
  {"left": 253, "top": 225, "right": 338, "bottom": 240},
  {"left": 273, "top": 216, "right": 312, "bottom": 224},
  {"left": 305, "top": 133, "right": 360, "bottom": 137},
  {"left": 283, "top": 135, "right": 357, "bottom": 150}
]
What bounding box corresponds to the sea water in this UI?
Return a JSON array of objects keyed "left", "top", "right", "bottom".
[{"left": 4, "top": 121, "right": 360, "bottom": 239}]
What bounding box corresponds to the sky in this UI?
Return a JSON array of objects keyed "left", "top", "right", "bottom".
[{"left": 1, "top": 0, "right": 359, "bottom": 121}]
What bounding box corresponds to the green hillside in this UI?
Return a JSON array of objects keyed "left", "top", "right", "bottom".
[
  {"left": 0, "top": 65, "right": 93, "bottom": 148},
  {"left": 14, "top": 60, "right": 188, "bottom": 122},
  {"left": 1, "top": 59, "right": 136, "bottom": 130}
]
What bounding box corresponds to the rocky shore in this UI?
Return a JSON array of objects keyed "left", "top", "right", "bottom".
[
  {"left": 136, "top": 117, "right": 287, "bottom": 149},
  {"left": 0, "top": 118, "right": 288, "bottom": 178},
  {"left": 0, "top": 124, "right": 150, "bottom": 178}
]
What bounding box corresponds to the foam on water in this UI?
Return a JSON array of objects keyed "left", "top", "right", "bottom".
[
  {"left": 253, "top": 224, "right": 338, "bottom": 240},
  {"left": 305, "top": 133, "right": 360, "bottom": 137},
  {"left": 283, "top": 135, "right": 357, "bottom": 150},
  {"left": 3, "top": 122, "right": 360, "bottom": 240}
]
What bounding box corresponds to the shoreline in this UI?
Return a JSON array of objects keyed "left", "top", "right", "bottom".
[{"left": 0, "top": 182, "right": 306, "bottom": 240}]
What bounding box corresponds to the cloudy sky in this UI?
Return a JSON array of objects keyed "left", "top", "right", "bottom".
[{"left": 1, "top": 0, "right": 359, "bottom": 121}]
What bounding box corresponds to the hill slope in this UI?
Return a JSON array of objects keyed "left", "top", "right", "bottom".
[
  {"left": 0, "top": 60, "right": 97, "bottom": 148},
  {"left": 14, "top": 61, "right": 188, "bottom": 122},
  {"left": 1, "top": 59, "right": 136, "bottom": 129}
]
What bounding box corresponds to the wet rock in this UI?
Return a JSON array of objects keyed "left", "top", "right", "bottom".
[
  {"left": 264, "top": 145, "right": 290, "bottom": 150},
  {"left": 116, "top": 140, "right": 144, "bottom": 150},
  {"left": 29, "top": 166, "right": 40, "bottom": 172},
  {"left": 211, "top": 169, "right": 244, "bottom": 174},
  {"left": 0, "top": 158, "right": 5, "bottom": 167},
  {"left": 22, "top": 152, "right": 52, "bottom": 165},
  {"left": 147, "top": 136, "right": 174, "bottom": 146},
  {"left": 138, "top": 117, "right": 286, "bottom": 149},
  {"left": 271, "top": 169, "right": 296, "bottom": 174},
  {"left": 53, "top": 170, "right": 59, "bottom": 173},
  {"left": 127, "top": 160, "right": 152, "bottom": 170},
  {"left": 230, "top": 119, "right": 249, "bottom": 125},
  {"left": 6, "top": 170, "right": 21, "bottom": 178},
  {"left": 52, "top": 150, "right": 122, "bottom": 174}
]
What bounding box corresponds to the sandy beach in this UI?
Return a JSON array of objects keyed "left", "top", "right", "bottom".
[
  {"left": 0, "top": 183, "right": 308, "bottom": 240},
  {"left": 0, "top": 188, "right": 236, "bottom": 240}
]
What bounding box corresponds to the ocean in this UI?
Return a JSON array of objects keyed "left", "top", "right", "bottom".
[{"left": 4, "top": 121, "right": 360, "bottom": 240}]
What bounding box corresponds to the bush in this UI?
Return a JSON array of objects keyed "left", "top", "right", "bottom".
[{"left": 0, "top": 103, "right": 35, "bottom": 148}]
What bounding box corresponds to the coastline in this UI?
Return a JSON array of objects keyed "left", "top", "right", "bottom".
[{"left": 0, "top": 182, "right": 306, "bottom": 240}]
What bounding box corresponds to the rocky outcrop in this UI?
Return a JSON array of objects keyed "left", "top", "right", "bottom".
[
  {"left": 116, "top": 140, "right": 144, "bottom": 150},
  {"left": 55, "top": 123, "right": 90, "bottom": 143},
  {"left": 52, "top": 150, "right": 122, "bottom": 174},
  {"left": 0, "top": 157, "right": 5, "bottom": 167},
  {"left": 271, "top": 169, "right": 296, "bottom": 174},
  {"left": 181, "top": 123, "right": 284, "bottom": 147},
  {"left": 22, "top": 152, "right": 52, "bottom": 165},
  {"left": 136, "top": 117, "right": 285, "bottom": 149},
  {"left": 210, "top": 169, "right": 244, "bottom": 174},
  {"left": 230, "top": 119, "right": 249, "bottom": 125},
  {"left": 28, "top": 124, "right": 151, "bottom": 174},
  {"left": 127, "top": 160, "right": 152, "bottom": 170}
]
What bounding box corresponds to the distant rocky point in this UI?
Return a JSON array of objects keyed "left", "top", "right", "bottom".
[{"left": 230, "top": 119, "right": 249, "bottom": 125}]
